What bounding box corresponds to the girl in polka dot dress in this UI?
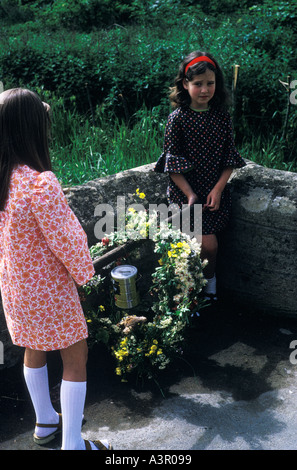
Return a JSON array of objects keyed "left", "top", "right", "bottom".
[
  {"left": 155, "top": 51, "right": 246, "bottom": 302},
  {"left": 0, "top": 89, "right": 112, "bottom": 450}
]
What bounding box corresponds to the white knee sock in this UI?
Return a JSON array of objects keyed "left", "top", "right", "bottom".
[
  {"left": 60, "top": 379, "right": 87, "bottom": 450},
  {"left": 204, "top": 274, "right": 217, "bottom": 296},
  {"left": 23, "top": 364, "right": 59, "bottom": 437}
]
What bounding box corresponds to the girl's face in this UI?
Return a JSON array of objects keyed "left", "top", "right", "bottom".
[{"left": 183, "top": 69, "right": 216, "bottom": 110}]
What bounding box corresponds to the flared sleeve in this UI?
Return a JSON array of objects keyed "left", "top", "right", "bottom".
[
  {"left": 154, "top": 110, "right": 193, "bottom": 174},
  {"left": 31, "top": 171, "right": 95, "bottom": 285},
  {"left": 221, "top": 113, "right": 246, "bottom": 169}
]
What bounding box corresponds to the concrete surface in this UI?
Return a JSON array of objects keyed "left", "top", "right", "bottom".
[{"left": 1, "top": 303, "right": 297, "bottom": 451}]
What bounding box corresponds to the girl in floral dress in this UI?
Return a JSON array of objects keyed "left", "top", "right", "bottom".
[
  {"left": 155, "top": 51, "right": 246, "bottom": 302},
  {"left": 0, "top": 88, "right": 111, "bottom": 450}
]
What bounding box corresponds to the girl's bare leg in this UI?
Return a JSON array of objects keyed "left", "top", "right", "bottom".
[
  {"left": 24, "top": 348, "right": 47, "bottom": 368},
  {"left": 24, "top": 338, "right": 88, "bottom": 381},
  {"left": 201, "top": 234, "right": 218, "bottom": 279},
  {"left": 60, "top": 339, "right": 88, "bottom": 382},
  {"left": 23, "top": 348, "right": 59, "bottom": 440}
]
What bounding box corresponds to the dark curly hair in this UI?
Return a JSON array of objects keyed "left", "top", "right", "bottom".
[{"left": 169, "top": 51, "right": 230, "bottom": 110}]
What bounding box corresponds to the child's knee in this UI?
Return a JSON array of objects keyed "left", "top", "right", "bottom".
[{"left": 202, "top": 236, "right": 218, "bottom": 260}]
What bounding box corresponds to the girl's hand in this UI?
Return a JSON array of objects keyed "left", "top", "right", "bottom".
[
  {"left": 169, "top": 174, "right": 198, "bottom": 207},
  {"left": 187, "top": 193, "right": 199, "bottom": 206},
  {"left": 204, "top": 188, "right": 222, "bottom": 212},
  {"left": 204, "top": 167, "right": 233, "bottom": 211}
]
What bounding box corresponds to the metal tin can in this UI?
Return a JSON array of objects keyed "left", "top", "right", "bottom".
[{"left": 111, "top": 265, "right": 140, "bottom": 309}]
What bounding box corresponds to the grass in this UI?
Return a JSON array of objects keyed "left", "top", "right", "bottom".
[
  {"left": 50, "top": 102, "right": 167, "bottom": 186},
  {"left": 239, "top": 135, "right": 297, "bottom": 173},
  {"left": 47, "top": 95, "right": 297, "bottom": 187}
]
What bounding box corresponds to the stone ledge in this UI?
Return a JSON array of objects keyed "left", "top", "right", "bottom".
[
  {"left": 65, "top": 160, "right": 297, "bottom": 317},
  {"left": 217, "top": 161, "right": 297, "bottom": 316},
  {"left": 65, "top": 163, "right": 168, "bottom": 246},
  {"left": 1, "top": 160, "right": 297, "bottom": 368}
]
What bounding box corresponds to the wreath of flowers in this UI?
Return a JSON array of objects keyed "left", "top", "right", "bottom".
[{"left": 80, "top": 189, "right": 207, "bottom": 382}]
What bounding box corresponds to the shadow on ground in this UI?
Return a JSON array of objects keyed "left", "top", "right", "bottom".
[{"left": 1, "top": 299, "right": 297, "bottom": 449}]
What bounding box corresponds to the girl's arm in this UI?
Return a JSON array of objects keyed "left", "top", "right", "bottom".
[
  {"left": 205, "top": 167, "right": 233, "bottom": 211},
  {"left": 31, "top": 172, "right": 95, "bottom": 285},
  {"left": 169, "top": 173, "right": 198, "bottom": 206}
]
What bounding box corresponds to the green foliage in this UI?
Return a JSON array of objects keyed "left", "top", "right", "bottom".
[
  {"left": 0, "top": 0, "right": 296, "bottom": 172},
  {"left": 44, "top": 90, "right": 166, "bottom": 185},
  {"left": 0, "top": 0, "right": 34, "bottom": 24},
  {"left": 1, "top": 0, "right": 205, "bottom": 30}
]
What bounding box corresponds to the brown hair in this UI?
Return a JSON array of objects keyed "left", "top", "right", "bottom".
[
  {"left": 0, "top": 88, "right": 52, "bottom": 210},
  {"left": 169, "top": 50, "right": 230, "bottom": 110}
]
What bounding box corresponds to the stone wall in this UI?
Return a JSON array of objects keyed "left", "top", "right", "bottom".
[
  {"left": 217, "top": 160, "right": 297, "bottom": 316},
  {"left": 1, "top": 160, "right": 297, "bottom": 368},
  {"left": 64, "top": 163, "right": 168, "bottom": 246},
  {"left": 62, "top": 160, "right": 297, "bottom": 317}
]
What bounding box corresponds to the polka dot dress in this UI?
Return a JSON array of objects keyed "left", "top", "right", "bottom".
[{"left": 154, "top": 106, "right": 246, "bottom": 235}]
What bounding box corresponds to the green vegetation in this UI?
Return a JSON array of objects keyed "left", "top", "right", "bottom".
[
  {"left": 1, "top": 0, "right": 297, "bottom": 184},
  {"left": 49, "top": 99, "right": 166, "bottom": 185}
]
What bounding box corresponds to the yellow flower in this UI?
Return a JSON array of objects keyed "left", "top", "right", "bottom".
[
  {"left": 158, "top": 258, "right": 163, "bottom": 266},
  {"left": 120, "top": 337, "right": 128, "bottom": 347},
  {"left": 128, "top": 207, "right": 136, "bottom": 213},
  {"left": 99, "top": 305, "right": 105, "bottom": 312},
  {"left": 115, "top": 368, "right": 122, "bottom": 375},
  {"left": 135, "top": 188, "right": 145, "bottom": 199},
  {"left": 149, "top": 345, "right": 157, "bottom": 355}
]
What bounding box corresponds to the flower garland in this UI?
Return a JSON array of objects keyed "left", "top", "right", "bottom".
[{"left": 80, "top": 190, "right": 207, "bottom": 381}]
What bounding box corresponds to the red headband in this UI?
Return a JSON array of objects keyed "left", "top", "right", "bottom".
[{"left": 185, "top": 56, "right": 216, "bottom": 74}]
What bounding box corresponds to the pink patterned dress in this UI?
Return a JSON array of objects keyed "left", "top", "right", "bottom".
[{"left": 0, "top": 165, "right": 95, "bottom": 351}]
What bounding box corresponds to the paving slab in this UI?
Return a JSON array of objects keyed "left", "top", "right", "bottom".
[{"left": 1, "top": 304, "right": 297, "bottom": 451}]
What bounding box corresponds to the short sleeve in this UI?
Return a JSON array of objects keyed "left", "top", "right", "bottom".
[
  {"left": 31, "top": 171, "right": 95, "bottom": 285},
  {"left": 154, "top": 111, "right": 193, "bottom": 174},
  {"left": 154, "top": 153, "right": 193, "bottom": 173},
  {"left": 221, "top": 114, "right": 246, "bottom": 169}
]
